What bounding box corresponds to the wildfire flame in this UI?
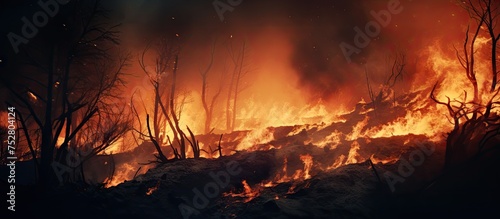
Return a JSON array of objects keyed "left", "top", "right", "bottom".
[
  {"left": 328, "top": 154, "right": 346, "bottom": 170},
  {"left": 100, "top": 18, "right": 496, "bottom": 191},
  {"left": 370, "top": 154, "right": 399, "bottom": 165},
  {"left": 105, "top": 162, "right": 142, "bottom": 188},
  {"left": 236, "top": 127, "right": 275, "bottom": 151},
  {"left": 313, "top": 130, "right": 343, "bottom": 149},
  {"left": 345, "top": 141, "right": 361, "bottom": 165},
  {"left": 224, "top": 180, "right": 261, "bottom": 203},
  {"left": 299, "top": 154, "right": 313, "bottom": 180},
  {"left": 146, "top": 180, "right": 160, "bottom": 195}
]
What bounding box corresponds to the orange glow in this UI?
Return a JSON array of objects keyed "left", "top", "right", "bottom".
[
  {"left": 313, "top": 130, "right": 343, "bottom": 149},
  {"left": 345, "top": 141, "right": 361, "bottom": 165},
  {"left": 346, "top": 116, "right": 369, "bottom": 141},
  {"left": 105, "top": 162, "right": 144, "bottom": 188},
  {"left": 236, "top": 127, "right": 275, "bottom": 151},
  {"left": 328, "top": 154, "right": 346, "bottom": 170},
  {"left": 260, "top": 154, "right": 314, "bottom": 189},
  {"left": 299, "top": 154, "right": 313, "bottom": 180},
  {"left": 104, "top": 12, "right": 498, "bottom": 189},
  {"left": 370, "top": 154, "right": 399, "bottom": 165},
  {"left": 27, "top": 91, "right": 37, "bottom": 101},
  {"left": 224, "top": 180, "right": 261, "bottom": 203},
  {"left": 146, "top": 181, "right": 160, "bottom": 195},
  {"left": 362, "top": 110, "right": 450, "bottom": 138}
]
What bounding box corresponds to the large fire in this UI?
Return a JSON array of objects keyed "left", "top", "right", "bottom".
[
  {"left": 8, "top": 0, "right": 489, "bottom": 197},
  {"left": 103, "top": 37, "right": 479, "bottom": 186},
  {"left": 3, "top": 1, "right": 500, "bottom": 217}
]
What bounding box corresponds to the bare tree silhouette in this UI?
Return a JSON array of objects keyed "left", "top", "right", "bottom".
[
  {"left": 431, "top": 0, "right": 500, "bottom": 170},
  {"left": 1, "top": 0, "right": 132, "bottom": 187}
]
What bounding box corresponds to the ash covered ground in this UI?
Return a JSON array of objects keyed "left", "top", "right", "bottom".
[{"left": 5, "top": 89, "right": 500, "bottom": 219}]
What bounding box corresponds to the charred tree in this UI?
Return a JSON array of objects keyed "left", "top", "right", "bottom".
[
  {"left": 225, "top": 40, "right": 250, "bottom": 132},
  {"left": 137, "top": 35, "right": 202, "bottom": 161},
  {"left": 364, "top": 53, "right": 405, "bottom": 109},
  {"left": 462, "top": 0, "right": 500, "bottom": 92},
  {"left": 200, "top": 41, "right": 223, "bottom": 134},
  {"left": 146, "top": 114, "right": 168, "bottom": 163},
  {"left": 137, "top": 35, "right": 181, "bottom": 160},
  {"left": 431, "top": 2, "right": 500, "bottom": 170},
  {"left": 0, "top": 125, "right": 7, "bottom": 164},
  {"left": 1, "top": 0, "right": 131, "bottom": 188}
]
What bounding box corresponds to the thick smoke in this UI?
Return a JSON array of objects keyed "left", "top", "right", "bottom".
[
  {"left": 0, "top": 0, "right": 470, "bottom": 108},
  {"left": 282, "top": 0, "right": 468, "bottom": 102},
  {"left": 107, "top": 0, "right": 468, "bottom": 105}
]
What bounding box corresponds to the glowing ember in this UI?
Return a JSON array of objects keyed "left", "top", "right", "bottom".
[
  {"left": 291, "top": 169, "right": 304, "bottom": 181},
  {"left": 313, "top": 130, "right": 343, "bottom": 149},
  {"left": 260, "top": 154, "right": 315, "bottom": 189},
  {"left": 370, "top": 154, "right": 399, "bottom": 165},
  {"left": 27, "top": 91, "right": 37, "bottom": 101},
  {"left": 146, "top": 181, "right": 160, "bottom": 195},
  {"left": 346, "top": 116, "right": 369, "bottom": 141},
  {"left": 361, "top": 106, "right": 451, "bottom": 138},
  {"left": 328, "top": 154, "right": 346, "bottom": 170},
  {"left": 299, "top": 154, "right": 313, "bottom": 180},
  {"left": 260, "top": 157, "right": 289, "bottom": 188},
  {"left": 287, "top": 184, "right": 297, "bottom": 194},
  {"left": 274, "top": 157, "right": 290, "bottom": 184},
  {"left": 105, "top": 162, "right": 142, "bottom": 188},
  {"left": 236, "top": 127, "right": 275, "bottom": 151},
  {"left": 224, "top": 180, "right": 261, "bottom": 203},
  {"left": 346, "top": 141, "right": 362, "bottom": 165}
]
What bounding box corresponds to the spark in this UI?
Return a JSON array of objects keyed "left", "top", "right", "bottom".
[
  {"left": 146, "top": 181, "right": 160, "bottom": 195},
  {"left": 28, "top": 91, "right": 37, "bottom": 101}
]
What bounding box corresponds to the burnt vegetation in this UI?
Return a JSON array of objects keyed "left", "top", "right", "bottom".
[
  {"left": 0, "top": 0, "right": 499, "bottom": 218},
  {"left": 430, "top": 0, "right": 500, "bottom": 170},
  {"left": 1, "top": 0, "right": 133, "bottom": 188}
]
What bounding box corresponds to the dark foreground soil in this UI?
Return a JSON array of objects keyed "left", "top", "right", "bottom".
[{"left": 3, "top": 141, "right": 499, "bottom": 219}]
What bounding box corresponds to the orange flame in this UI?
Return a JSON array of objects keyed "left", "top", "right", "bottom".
[
  {"left": 327, "top": 154, "right": 346, "bottom": 170},
  {"left": 224, "top": 180, "right": 261, "bottom": 203},
  {"left": 299, "top": 154, "right": 313, "bottom": 180},
  {"left": 370, "top": 154, "right": 399, "bottom": 165},
  {"left": 146, "top": 180, "right": 160, "bottom": 195},
  {"left": 105, "top": 162, "right": 143, "bottom": 188},
  {"left": 236, "top": 127, "right": 275, "bottom": 151},
  {"left": 346, "top": 141, "right": 361, "bottom": 165}
]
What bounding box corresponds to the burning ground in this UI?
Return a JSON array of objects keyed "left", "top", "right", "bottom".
[
  {"left": 1, "top": 0, "right": 500, "bottom": 218},
  {"left": 8, "top": 87, "right": 500, "bottom": 218}
]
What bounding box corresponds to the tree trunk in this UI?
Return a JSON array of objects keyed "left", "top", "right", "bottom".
[
  {"left": 226, "top": 71, "right": 235, "bottom": 132},
  {"left": 231, "top": 43, "right": 246, "bottom": 131},
  {"left": 40, "top": 47, "right": 56, "bottom": 188},
  {"left": 490, "top": 38, "right": 498, "bottom": 92},
  {"left": 169, "top": 55, "right": 185, "bottom": 159}
]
